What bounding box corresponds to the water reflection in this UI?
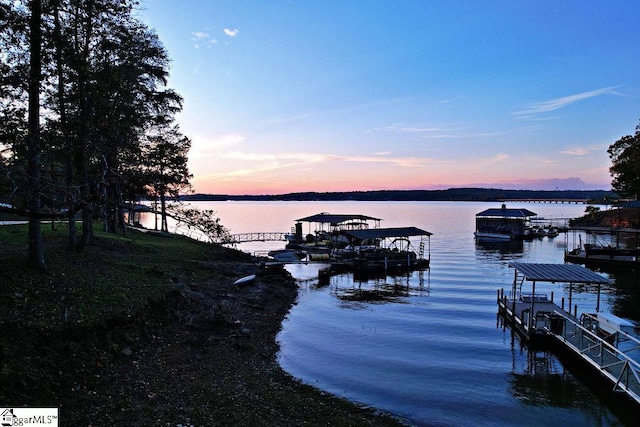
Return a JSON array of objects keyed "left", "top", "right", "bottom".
[
  {"left": 329, "top": 269, "right": 431, "bottom": 303},
  {"left": 606, "top": 270, "right": 640, "bottom": 323},
  {"left": 506, "top": 330, "right": 581, "bottom": 408},
  {"left": 475, "top": 238, "right": 524, "bottom": 254}
]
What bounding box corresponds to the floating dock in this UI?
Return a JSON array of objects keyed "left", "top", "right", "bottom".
[
  {"left": 497, "top": 262, "right": 640, "bottom": 404},
  {"left": 474, "top": 204, "right": 537, "bottom": 240},
  {"left": 564, "top": 225, "right": 640, "bottom": 269},
  {"left": 245, "top": 213, "right": 433, "bottom": 277}
]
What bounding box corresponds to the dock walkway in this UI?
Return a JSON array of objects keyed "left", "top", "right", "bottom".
[{"left": 547, "top": 310, "right": 640, "bottom": 403}]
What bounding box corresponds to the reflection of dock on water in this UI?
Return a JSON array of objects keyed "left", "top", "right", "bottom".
[
  {"left": 330, "top": 269, "right": 431, "bottom": 302},
  {"left": 497, "top": 262, "right": 640, "bottom": 405}
]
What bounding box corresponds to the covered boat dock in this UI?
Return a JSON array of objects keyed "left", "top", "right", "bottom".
[
  {"left": 475, "top": 204, "right": 537, "bottom": 239},
  {"left": 340, "top": 226, "right": 432, "bottom": 274},
  {"left": 287, "top": 213, "right": 382, "bottom": 251},
  {"left": 498, "top": 263, "right": 640, "bottom": 404}
]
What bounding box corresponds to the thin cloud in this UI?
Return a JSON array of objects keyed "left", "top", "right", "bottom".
[
  {"left": 191, "top": 30, "right": 217, "bottom": 48},
  {"left": 224, "top": 28, "right": 239, "bottom": 37},
  {"left": 364, "top": 123, "right": 498, "bottom": 139},
  {"left": 220, "top": 151, "right": 432, "bottom": 168},
  {"left": 195, "top": 162, "right": 283, "bottom": 182},
  {"left": 422, "top": 132, "right": 498, "bottom": 139},
  {"left": 264, "top": 96, "right": 417, "bottom": 127},
  {"left": 192, "top": 31, "right": 209, "bottom": 39},
  {"left": 190, "top": 134, "right": 245, "bottom": 157},
  {"left": 484, "top": 153, "right": 509, "bottom": 164},
  {"left": 513, "top": 86, "right": 622, "bottom": 118},
  {"left": 561, "top": 147, "right": 589, "bottom": 156},
  {"left": 364, "top": 125, "right": 454, "bottom": 134}
]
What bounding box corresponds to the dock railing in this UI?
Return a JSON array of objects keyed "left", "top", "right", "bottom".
[{"left": 542, "top": 310, "right": 640, "bottom": 404}]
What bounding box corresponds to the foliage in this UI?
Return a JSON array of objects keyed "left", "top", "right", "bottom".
[
  {"left": 0, "top": 0, "right": 195, "bottom": 264},
  {"left": 139, "top": 121, "right": 192, "bottom": 232},
  {"left": 185, "top": 188, "right": 617, "bottom": 203},
  {"left": 584, "top": 205, "right": 601, "bottom": 218},
  {"left": 167, "top": 204, "right": 232, "bottom": 243},
  {"left": 608, "top": 121, "right": 640, "bottom": 200}
]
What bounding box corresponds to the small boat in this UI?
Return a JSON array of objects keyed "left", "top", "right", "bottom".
[
  {"left": 529, "top": 226, "right": 547, "bottom": 237},
  {"left": 474, "top": 226, "right": 513, "bottom": 240},
  {"left": 546, "top": 227, "right": 559, "bottom": 238},
  {"left": 268, "top": 249, "right": 306, "bottom": 262},
  {"left": 233, "top": 274, "right": 256, "bottom": 286}
]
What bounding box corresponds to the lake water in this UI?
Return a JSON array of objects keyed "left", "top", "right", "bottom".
[{"left": 142, "top": 200, "right": 639, "bottom": 426}]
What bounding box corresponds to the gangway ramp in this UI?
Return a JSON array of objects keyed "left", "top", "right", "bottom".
[
  {"left": 226, "top": 232, "right": 289, "bottom": 244},
  {"left": 544, "top": 310, "right": 640, "bottom": 404}
]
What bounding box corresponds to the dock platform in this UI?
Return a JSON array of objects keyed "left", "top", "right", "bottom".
[{"left": 498, "top": 262, "right": 640, "bottom": 405}]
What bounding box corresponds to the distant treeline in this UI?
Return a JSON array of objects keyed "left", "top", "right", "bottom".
[{"left": 181, "top": 188, "right": 617, "bottom": 203}]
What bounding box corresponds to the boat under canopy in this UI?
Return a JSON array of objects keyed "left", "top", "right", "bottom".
[
  {"left": 498, "top": 264, "right": 640, "bottom": 405},
  {"left": 339, "top": 227, "right": 433, "bottom": 274},
  {"left": 287, "top": 213, "right": 383, "bottom": 252},
  {"left": 475, "top": 204, "right": 537, "bottom": 239},
  {"left": 500, "top": 262, "right": 610, "bottom": 340}
]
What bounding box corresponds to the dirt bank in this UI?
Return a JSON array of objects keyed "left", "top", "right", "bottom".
[{"left": 0, "top": 228, "right": 405, "bottom": 426}]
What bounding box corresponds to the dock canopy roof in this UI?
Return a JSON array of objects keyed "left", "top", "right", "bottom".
[
  {"left": 295, "top": 213, "right": 382, "bottom": 224},
  {"left": 343, "top": 226, "right": 432, "bottom": 240},
  {"left": 476, "top": 207, "right": 537, "bottom": 218},
  {"left": 509, "top": 262, "right": 610, "bottom": 284}
]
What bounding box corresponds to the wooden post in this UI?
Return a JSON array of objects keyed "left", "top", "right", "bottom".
[
  {"left": 511, "top": 270, "right": 517, "bottom": 314},
  {"left": 569, "top": 283, "right": 573, "bottom": 310},
  {"left": 531, "top": 280, "right": 536, "bottom": 330}
]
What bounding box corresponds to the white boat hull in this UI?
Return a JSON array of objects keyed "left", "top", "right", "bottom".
[{"left": 474, "top": 231, "right": 512, "bottom": 240}]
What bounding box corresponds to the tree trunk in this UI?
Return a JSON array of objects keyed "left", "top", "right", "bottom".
[
  {"left": 52, "top": 0, "right": 77, "bottom": 250},
  {"left": 160, "top": 191, "right": 168, "bottom": 232},
  {"left": 27, "top": 0, "right": 46, "bottom": 271}
]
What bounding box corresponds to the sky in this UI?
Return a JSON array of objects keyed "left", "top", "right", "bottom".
[{"left": 137, "top": 1, "right": 640, "bottom": 195}]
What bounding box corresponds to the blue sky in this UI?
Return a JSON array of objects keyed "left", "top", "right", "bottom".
[{"left": 138, "top": 1, "right": 640, "bottom": 195}]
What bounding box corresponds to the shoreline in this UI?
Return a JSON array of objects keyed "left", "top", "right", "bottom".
[{"left": 0, "top": 229, "right": 405, "bottom": 425}]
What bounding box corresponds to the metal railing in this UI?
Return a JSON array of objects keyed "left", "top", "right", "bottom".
[
  {"left": 226, "top": 232, "right": 289, "bottom": 244},
  {"left": 541, "top": 310, "right": 640, "bottom": 404}
]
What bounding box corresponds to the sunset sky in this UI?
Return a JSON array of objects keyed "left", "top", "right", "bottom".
[{"left": 138, "top": 1, "right": 640, "bottom": 195}]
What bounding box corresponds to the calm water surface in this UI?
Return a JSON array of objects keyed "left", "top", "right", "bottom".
[{"left": 164, "top": 201, "right": 640, "bottom": 426}]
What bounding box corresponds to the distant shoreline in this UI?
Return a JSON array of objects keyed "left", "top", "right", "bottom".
[{"left": 181, "top": 188, "right": 616, "bottom": 203}]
